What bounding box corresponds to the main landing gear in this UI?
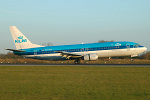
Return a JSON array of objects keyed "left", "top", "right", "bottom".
[{"left": 74, "top": 59, "right": 80, "bottom": 64}]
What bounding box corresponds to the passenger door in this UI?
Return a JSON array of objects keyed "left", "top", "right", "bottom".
[
  {"left": 34, "top": 50, "right": 37, "bottom": 57},
  {"left": 126, "top": 43, "right": 130, "bottom": 51}
]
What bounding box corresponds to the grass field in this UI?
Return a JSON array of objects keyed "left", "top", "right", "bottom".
[{"left": 0, "top": 66, "right": 150, "bottom": 100}]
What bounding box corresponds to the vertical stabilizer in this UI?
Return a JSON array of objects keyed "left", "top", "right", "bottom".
[{"left": 9, "top": 26, "right": 43, "bottom": 49}]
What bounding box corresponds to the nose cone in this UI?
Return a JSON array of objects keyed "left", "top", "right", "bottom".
[
  {"left": 137, "top": 47, "right": 147, "bottom": 54},
  {"left": 143, "top": 47, "right": 147, "bottom": 52}
]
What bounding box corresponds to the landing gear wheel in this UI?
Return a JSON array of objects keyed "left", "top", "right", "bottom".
[{"left": 74, "top": 60, "right": 80, "bottom": 64}]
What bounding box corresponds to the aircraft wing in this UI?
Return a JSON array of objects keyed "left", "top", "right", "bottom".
[{"left": 55, "top": 51, "right": 83, "bottom": 59}]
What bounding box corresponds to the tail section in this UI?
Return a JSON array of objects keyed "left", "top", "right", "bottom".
[{"left": 9, "top": 26, "right": 43, "bottom": 49}]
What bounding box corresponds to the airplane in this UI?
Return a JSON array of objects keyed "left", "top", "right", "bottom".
[{"left": 6, "top": 26, "right": 147, "bottom": 64}]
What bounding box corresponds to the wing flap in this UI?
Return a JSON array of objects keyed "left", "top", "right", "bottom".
[{"left": 55, "top": 51, "right": 83, "bottom": 58}]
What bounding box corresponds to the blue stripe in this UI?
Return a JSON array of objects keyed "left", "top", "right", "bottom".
[{"left": 14, "top": 41, "right": 144, "bottom": 55}]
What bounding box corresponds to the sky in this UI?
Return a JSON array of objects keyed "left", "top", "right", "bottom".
[{"left": 0, "top": 0, "right": 150, "bottom": 54}]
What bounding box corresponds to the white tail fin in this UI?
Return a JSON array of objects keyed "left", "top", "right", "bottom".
[{"left": 9, "top": 26, "right": 44, "bottom": 49}]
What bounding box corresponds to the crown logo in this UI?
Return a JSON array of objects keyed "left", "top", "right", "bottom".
[{"left": 17, "top": 36, "right": 23, "bottom": 39}]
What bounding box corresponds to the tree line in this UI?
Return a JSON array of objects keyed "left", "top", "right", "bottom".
[{"left": 0, "top": 51, "right": 150, "bottom": 60}]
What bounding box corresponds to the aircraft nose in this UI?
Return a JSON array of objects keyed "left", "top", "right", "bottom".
[{"left": 143, "top": 47, "right": 147, "bottom": 52}]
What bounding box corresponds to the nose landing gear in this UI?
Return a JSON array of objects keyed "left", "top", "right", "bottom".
[{"left": 74, "top": 59, "right": 80, "bottom": 64}]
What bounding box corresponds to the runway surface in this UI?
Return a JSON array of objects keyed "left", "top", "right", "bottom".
[{"left": 0, "top": 64, "right": 150, "bottom": 67}]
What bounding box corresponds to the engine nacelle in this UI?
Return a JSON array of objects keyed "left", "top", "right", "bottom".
[{"left": 83, "top": 53, "right": 98, "bottom": 61}]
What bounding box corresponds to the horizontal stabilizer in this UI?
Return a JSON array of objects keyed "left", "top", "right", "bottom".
[{"left": 6, "top": 49, "right": 25, "bottom": 52}]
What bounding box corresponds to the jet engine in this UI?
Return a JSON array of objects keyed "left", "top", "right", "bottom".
[{"left": 83, "top": 53, "right": 98, "bottom": 61}]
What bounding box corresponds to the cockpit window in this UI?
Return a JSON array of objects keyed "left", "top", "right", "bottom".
[{"left": 134, "top": 44, "right": 140, "bottom": 48}]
